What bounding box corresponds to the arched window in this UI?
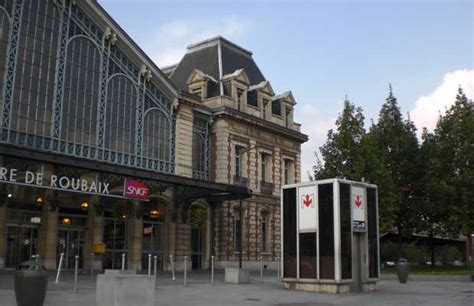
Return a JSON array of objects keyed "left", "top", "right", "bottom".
[
  {"left": 105, "top": 75, "right": 137, "bottom": 154},
  {"left": 143, "top": 108, "right": 171, "bottom": 161},
  {"left": 0, "top": 7, "right": 10, "bottom": 99},
  {"left": 10, "top": 0, "right": 60, "bottom": 136},
  {"left": 61, "top": 37, "right": 100, "bottom": 146}
]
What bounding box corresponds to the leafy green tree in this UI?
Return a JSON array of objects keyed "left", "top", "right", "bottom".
[
  {"left": 434, "top": 87, "right": 474, "bottom": 237},
  {"left": 371, "top": 86, "right": 422, "bottom": 257},
  {"left": 419, "top": 128, "right": 450, "bottom": 267},
  {"left": 315, "top": 97, "right": 366, "bottom": 180}
]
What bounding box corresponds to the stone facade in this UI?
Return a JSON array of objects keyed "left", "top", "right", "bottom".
[{"left": 166, "top": 37, "right": 308, "bottom": 269}]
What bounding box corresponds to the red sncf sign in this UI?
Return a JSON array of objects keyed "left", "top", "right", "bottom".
[{"left": 123, "top": 179, "right": 149, "bottom": 199}]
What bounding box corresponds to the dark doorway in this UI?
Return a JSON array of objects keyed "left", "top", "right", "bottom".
[
  {"left": 5, "top": 225, "right": 39, "bottom": 268},
  {"left": 191, "top": 227, "right": 203, "bottom": 270}
]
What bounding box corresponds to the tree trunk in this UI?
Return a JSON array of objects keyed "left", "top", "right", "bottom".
[
  {"left": 397, "top": 224, "right": 403, "bottom": 259},
  {"left": 430, "top": 230, "right": 435, "bottom": 270}
]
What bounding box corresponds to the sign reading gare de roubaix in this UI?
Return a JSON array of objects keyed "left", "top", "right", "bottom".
[{"left": 0, "top": 166, "right": 149, "bottom": 199}]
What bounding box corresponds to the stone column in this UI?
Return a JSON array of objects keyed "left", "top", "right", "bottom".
[
  {"left": 127, "top": 201, "right": 143, "bottom": 271},
  {"left": 38, "top": 202, "right": 58, "bottom": 269},
  {"left": 84, "top": 198, "right": 104, "bottom": 270},
  {"left": 0, "top": 201, "right": 6, "bottom": 268}
]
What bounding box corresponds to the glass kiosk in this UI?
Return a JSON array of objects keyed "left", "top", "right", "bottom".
[{"left": 281, "top": 178, "right": 380, "bottom": 293}]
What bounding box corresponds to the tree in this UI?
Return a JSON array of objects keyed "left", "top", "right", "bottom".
[
  {"left": 315, "top": 96, "right": 366, "bottom": 180},
  {"left": 419, "top": 128, "right": 450, "bottom": 267},
  {"left": 371, "top": 86, "right": 422, "bottom": 257},
  {"left": 434, "top": 87, "right": 474, "bottom": 237}
]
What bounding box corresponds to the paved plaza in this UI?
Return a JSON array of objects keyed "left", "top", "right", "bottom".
[{"left": 0, "top": 270, "right": 471, "bottom": 306}]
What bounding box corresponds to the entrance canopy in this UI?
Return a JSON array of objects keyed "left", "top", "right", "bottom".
[{"left": 0, "top": 145, "right": 251, "bottom": 207}]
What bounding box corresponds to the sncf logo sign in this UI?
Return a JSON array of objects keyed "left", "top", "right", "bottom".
[{"left": 124, "top": 179, "right": 149, "bottom": 199}]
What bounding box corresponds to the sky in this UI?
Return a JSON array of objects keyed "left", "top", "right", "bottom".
[{"left": 99, "top": 0, "right": 473, "bottom": 181}]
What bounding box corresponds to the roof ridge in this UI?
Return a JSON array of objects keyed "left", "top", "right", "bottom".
[{"left": 187, "top": 36, "right": 253, "bottom": 57}]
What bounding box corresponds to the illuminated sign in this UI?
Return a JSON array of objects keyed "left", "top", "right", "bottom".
[{"left": 123, "top": 179, "right": 149, "bottom": 199}]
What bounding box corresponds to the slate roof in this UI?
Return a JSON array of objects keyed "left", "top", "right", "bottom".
[{"left": 169, "top": 36, "right": 266, "bottom": 95}]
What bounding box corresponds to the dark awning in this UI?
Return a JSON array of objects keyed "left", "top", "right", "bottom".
[{"left": 0, "top": 144, "right": 251, "bottom": 203}]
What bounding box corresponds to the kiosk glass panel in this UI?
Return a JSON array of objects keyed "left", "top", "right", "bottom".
[
  {"left": 299, "top": 232, "right": 317, "bottom": 278},
  {"left": 283, "top": 188, "right": 297, "bottom": 278},
  {"left": 340, "top": 183, "right": 352, "bottom": 279},
  {"left": 367, "top": 187, "right": 379, "bottom": 278},
  {"left": 318, "top": 183, "right": 334, "bottom": 279}
]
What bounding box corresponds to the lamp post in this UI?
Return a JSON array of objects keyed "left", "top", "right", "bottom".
[{"left": 236, "top": 145, "right": 259, "bottom": 269}]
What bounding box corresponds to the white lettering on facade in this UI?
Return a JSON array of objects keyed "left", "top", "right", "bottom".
[
  {"left": 0, "top": 167, "right": 8, "bottom": 180},
  {"left": 9, "top": 169, "right": 17, "bottom": 182},
  {"left": 89, "top": 181, "right": 97, "bottom": 193},
  {"left": 36, "top": 172, "right": 43, "bottom": 186},
  {"left": 25, "top": 171, "right": 35, "bottom": 184},
  {"left": 102, "top": 183, "right": 109, "bottom": 194},
  {"left": 51, "top": 175, "right": 58, "bottom": 187},
  {"left": 71, "top": 178, "right": 80, "bottom": 190},
  {"left": 59, "top": 176, "right": 70, "bottom": 189},
  {"left": 0, "top": 166, "right": 113, "bottom": 196}
]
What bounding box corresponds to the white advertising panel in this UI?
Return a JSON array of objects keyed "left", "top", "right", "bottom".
[
  {"left": 352, "top": 186, "right": 366, "bottom": 230},
  {"left": 298, "top": 185, "right": 318, "bottom": 231}
]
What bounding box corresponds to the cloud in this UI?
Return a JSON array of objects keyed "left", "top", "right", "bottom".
[
  {"left": 410, "top": 69, "right": 474, "bottom": 138},
  {"left": 145, "top": 18, "right": 250, "bottom": 67}
]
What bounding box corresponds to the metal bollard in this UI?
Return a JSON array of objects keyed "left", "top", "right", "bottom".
[
  {"left": 55, "top": 252, "right": 64, "bottom": 284},
  {"left": 277, "top": 256, "right": 280, "bottom": 279},
  {"left": 184, "top": 256, "right": 188, "bottom": 287},
  {"left": 170, "top": 255, "right": 176, "bottom": 280},
  {"left": 153, "top": 255, "right": 158, "bottom": 289},
  {"left": 90, "top": 253, "right": 95, "bottom": 281},
  {"left": 211, "top": 255, "right": 215, "bottom": 285},
  {"left": 148, "top": 254, "right": 152, "bottom": 276},
  {"left": 73, "top": 255, "right": 79, "bottom": 293},
  {"left": 121, "top": 253, "right": 126, "bottom": 271},
  {"left": 260, "top": 256, "right": 264, "bottom": 282}
]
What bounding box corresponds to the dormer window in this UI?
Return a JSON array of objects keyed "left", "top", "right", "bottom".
[
  {"left": 272, "top": 100, "right": 281, "bottom": 116},
  {"left": 262, "top": 98, "right": 269, "bottom": 119},
  {"left": 285, "top": 107, "right": 292, "bottom": 127},
  {"left": 237, "top": 88, "right": 244, "bottom": 111},
  {"left": 247, "top": 91, "right": 258, "bottom": 107},
  {"left": 191, "top": 87, "right": 202, "bottom": 99}
]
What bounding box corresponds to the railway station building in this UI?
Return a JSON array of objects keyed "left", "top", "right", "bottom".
[{"left": 0, "top": 0, "right": 307, "bottom": 271}]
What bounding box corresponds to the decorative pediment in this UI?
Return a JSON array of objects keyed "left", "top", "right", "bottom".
[
  {"left": 221, "top": 68, "right": 250, "bottom": 85},
  {"left": 186, "top": 69, "right": 218, "bottom": 85},
  {"left": 248, "top": 81, "right": 275, "bottom": 96},
  {"left": 272, "top": 90, "right": 296, "bottom": 105}
]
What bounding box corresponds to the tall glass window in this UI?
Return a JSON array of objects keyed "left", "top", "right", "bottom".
[
  {"left": 367, "top": 187, "right": 379, "bottom": 278},
  {"left": 235, "top": 146, "right": 242, "bottom": 177},
  {"left": 105, "top": 75, "right": 137, "bottom": 154},
  {"left": 318, "top": 183, "right": 334, "bottom": 279},
  {"left": 340, "top": 183, "right": 352, "bottom": 279},
  {"left": 10, "top": 0, "right": 60, "bottom": 136},
  {"left": 0, "top": 4, "right": 10, "bottom": 100},
  {"left": 283, "top": 188, "right": 297, "bottom": 278},
  {"left": 299, "top": 232, "right": 317, "bottom": 278},
  {"left": 143, "top": 108, "right": 170, "bottom": 160},
  {"left": 192, "top": 132, "right": 205, "bottom": 172},
  {"left": 61, "top": 37, "right": 100, "bottom": 146},
  {"left": 261, "top": 154, "right": 267, "bottom": 182}
]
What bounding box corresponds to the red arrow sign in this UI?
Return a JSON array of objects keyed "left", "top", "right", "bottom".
[
  {"left": 354, "top": 195, "right": 362, "bottom": 208},
  {"left": 303, "top": 194, "right": 312, "bottom": 207}
]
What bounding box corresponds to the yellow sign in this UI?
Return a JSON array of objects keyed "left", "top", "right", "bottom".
[{"left": 93, "top": 243, "right": 106, "bottom": 254}]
